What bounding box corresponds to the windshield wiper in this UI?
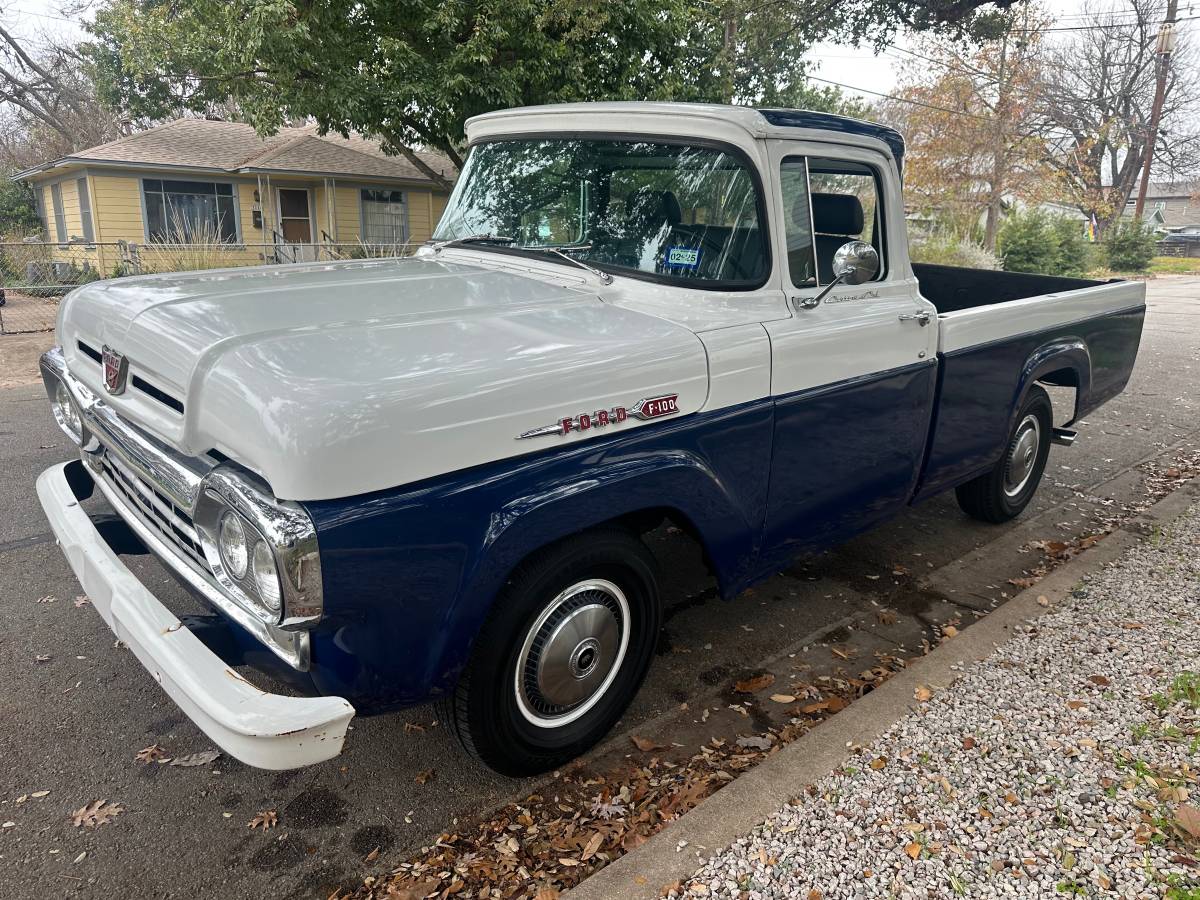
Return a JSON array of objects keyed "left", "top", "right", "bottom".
[
  {"left": 430, "top": 233, "right": 515, "bottom": 253},
  {"left": 523, "top": 243, "right": 614, "bottom": 285}
]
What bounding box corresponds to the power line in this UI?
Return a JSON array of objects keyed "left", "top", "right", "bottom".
[{"left": 800, "top": 71, "right": 995, "bottom": 121}]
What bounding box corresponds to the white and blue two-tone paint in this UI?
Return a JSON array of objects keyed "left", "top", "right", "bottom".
[{"left": 36, "top": 103, "right": 1145, "bottom": 774}]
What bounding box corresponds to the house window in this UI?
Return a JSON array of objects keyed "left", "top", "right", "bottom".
[
  {"left": 50, "top": 182, "right": 66, "bottom": 243},
  {"left": 143, "top": 179, "right": 238, "bottom": 243},
  {"left": 77, "top": 177, "right": 95, "bottom": 243},
  {"left": 360, "top": 189, "right": 408, "bottom": 245}
]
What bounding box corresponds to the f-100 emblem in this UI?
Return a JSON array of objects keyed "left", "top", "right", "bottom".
[{"left": 517, "top": 393, "right": 680, "bottom": 440}]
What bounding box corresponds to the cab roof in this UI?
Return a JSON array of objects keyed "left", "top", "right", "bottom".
[{"left": 466, "top": 102, "right": 905, "bottom": 167}]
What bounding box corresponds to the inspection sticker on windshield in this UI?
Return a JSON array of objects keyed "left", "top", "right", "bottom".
[{"left": 665, "top": 246, "right": 701, "bottom": 269}]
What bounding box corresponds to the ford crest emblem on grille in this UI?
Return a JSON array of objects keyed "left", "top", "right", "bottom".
[{"left": 102, "top": 346, "right": 128, "bottom": 395}]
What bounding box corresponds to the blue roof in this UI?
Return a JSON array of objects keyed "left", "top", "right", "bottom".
[{"left": 756, "top": 109, "right": 905, "bottom": 169}]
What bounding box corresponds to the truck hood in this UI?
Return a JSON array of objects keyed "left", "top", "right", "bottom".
[{"left": 59, "top": 256, "right": 709, "bottom": 500}]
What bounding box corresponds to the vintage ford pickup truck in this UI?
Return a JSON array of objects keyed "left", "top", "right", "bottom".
[{"left": 37, "top": 103, "right": 1145, "bottom": 775}]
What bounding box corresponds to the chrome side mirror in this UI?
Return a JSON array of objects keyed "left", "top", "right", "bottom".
[
  {"left": 803, "top": 240, "right": 881, "bottom": 310},
  {"left": 832, "top": 240, "right": 879, "bottom": 285}
]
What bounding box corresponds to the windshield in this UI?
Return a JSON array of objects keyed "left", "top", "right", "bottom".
[{"left": 433, "top": 139, "right": 769, "bottom": 287}]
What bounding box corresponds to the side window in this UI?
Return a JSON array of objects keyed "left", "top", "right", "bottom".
[
  {"left": 807, "top": 158, "right": 886, "bottom": 284},
  {"left": 779, "top": 158, "right": 816, "bottom": 288}
]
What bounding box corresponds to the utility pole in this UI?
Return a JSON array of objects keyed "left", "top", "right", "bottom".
[{"left": 1133, "top": 0, "right": 1179, "bottom": 219}]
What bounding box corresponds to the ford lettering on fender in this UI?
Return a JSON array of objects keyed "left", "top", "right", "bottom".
[{"left": 37, "top": 103, "right": 1145, "bottom": 775}]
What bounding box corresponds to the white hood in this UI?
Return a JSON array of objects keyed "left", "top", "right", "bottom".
[{"left": 58, "top": 256, "right": 709, "bottom": 500}]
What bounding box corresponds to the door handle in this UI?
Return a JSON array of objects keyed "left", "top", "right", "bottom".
[
  {"left": 898, "top": 311, "right": 931, "bottom": 326},
  {"left": 791, "top": 295, "right": 820, "bottom": 311}
]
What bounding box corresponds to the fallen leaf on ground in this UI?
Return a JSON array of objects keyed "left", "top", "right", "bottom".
[
  {"left": 533, "top": 890, "right": 560, "bottom": 900},
  {"left": 905, "top": 841, "right": 921, "bottom": 860},
  {"left": 248, "top": 810, "right": 277, "bottom": 830},
  {"left": 1177, "top": 804, "right": 1200, "bottom": 840},
  {"left": 135, "top": 744, "right": 169, "bottom": 764},
  {"left": 942, "top": 625, "right": 959, "bottom": 638},
  {"left": 631, "top": 735, "right": 667, "bottom": 752},
  {"left": 580, "top": 831, "right": 604, "bottom": 861},
  {"left": 73, "top": 596, "right": 90, "bottom": 607},
  {"left": 769, "top": 694, "right": 796, "bottom": 704},
  {"left": 1088, "top": 675, "right": 1111, "bottom": 687},
  {"left": 1037, "top": 595, "right": 1050, "bottom": 607},
  {"left": 962, "top": 736, "right": 977, "bottom": 750},
  {"left": 71, "top": 800, "right": 123, "bottom": 828},
  {"left": 364, "top": 846, "right": 380, "bottom": 863},
  {"left": 414, "top": 768, "right": 434, "bottom": 784},
  {"left": 870, "top": 757, "right": 887, "bottom": 770},
  {"left": 169, "top": 749, "right": 220, "bottom": 767},
  {"left": 36, "top": 595, "right": 56, "bottom": 604},
  {"left": 733, "top": 673, "right": 775, "bottom": 694},
  {"left": 875, "top": 609, "right": 898, "bottom": 625},
  {"left": 914, "top": 685, "right": 933, "bottom": 702},
  {"left": 34, "top": 655, "right": 50, "bottom": 663}
]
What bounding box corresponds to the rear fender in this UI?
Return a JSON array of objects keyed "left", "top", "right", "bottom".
[{"left": 1010, "top": 339, "right": 1091, "bottom": 429}]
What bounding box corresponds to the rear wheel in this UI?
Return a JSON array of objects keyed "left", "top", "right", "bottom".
[
  {"left": 441, "top": 528, "right": 661, "bottom": 776},
  {"left": 956, "top": 384, "right": 1053, "bottom": 523}
]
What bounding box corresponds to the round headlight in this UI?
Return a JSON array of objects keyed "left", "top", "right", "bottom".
[
  {"left": 251, "top": 540, "right": 282, "bottom": 612},
  {"left": 54, "top": 381, "right": 82, "bottom": 441},
  {"left": 217, "top": 512, "right": 249, "bottom": 579}
]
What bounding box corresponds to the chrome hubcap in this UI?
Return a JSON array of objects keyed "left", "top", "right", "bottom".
[
  {"left": 1003, "top": 414, "right": 1041, "bottom": 497},
  {"left": 515, "top": 579, "right": 630, "bottom": 728}
]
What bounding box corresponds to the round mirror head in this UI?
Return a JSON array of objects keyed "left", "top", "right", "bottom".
[{"left": 832, "top": 241, "right": 879, "bottom": 286}]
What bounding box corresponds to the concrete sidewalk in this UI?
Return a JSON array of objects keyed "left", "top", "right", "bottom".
[{"left": 569, "top": 481, "right": 1200, "bottom": 900}]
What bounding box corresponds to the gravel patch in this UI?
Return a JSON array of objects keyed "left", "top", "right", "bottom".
[{"left": 679, "top": 504, "right": 1200, "bottom": 899}]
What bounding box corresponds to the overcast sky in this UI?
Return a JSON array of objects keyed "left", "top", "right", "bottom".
[{"left": 1, "top": 0, "right": 1192, "bottom": 101}]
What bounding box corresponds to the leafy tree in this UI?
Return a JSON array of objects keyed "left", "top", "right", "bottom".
[
  {"left": 0, "top": 175, "right": 41, "bottom": 237},
  {"left": 1103, "top": 217, "right": 1157, "bottom": 272},
  {"left": 887, "top": 6, "right": 1048, "bottom": 249},
  {"left": 87, "top": 0, "right": 1019, "bottom": 188}
]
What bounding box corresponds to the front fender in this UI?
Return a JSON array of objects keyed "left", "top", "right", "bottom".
[{"left": 302, "top": 400, "right": 773, "bottom": 713}]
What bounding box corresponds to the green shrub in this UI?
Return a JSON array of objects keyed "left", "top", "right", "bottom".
[
  {"left": 909, "top": 232, "right": 999, "bottom": 270},
  {"left": 1103, "top": 217, "right": 1157, "bottom": 272},
  {"left": 997, "top": 209, "right": 1092, "bottom": 276}
]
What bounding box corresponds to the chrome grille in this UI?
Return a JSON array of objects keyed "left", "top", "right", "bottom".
[{"left": 98, "top": 451, "right": 209, "bottom": 571}]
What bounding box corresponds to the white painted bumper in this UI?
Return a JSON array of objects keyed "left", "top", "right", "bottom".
[{"left": 37, "top": 462, "right": 355, "bottom": 770}]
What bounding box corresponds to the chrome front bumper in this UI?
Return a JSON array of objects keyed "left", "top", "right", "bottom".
[{"left": 37, "top": 461, "right": 354, "bottom": 769}]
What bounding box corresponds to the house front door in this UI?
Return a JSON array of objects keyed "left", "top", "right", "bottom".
[{"left": 276, "top": 188, "right": 314, "bottom": 261}]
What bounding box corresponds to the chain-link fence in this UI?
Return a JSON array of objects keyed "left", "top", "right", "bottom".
[{"left": 0, "top": 239, "right": 419, "bottom": 334}]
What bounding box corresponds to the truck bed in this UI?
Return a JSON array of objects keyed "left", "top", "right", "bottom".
[
  {"left": 912, "top": 262, "right": 1108, "bottom": 313},
  {"left": 910, "top": 262, "right": 1146, "bottom": 503}
]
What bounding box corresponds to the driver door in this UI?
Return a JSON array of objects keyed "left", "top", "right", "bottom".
[{"left": 759, "top": 141, "right": 938, "bottom": 568}]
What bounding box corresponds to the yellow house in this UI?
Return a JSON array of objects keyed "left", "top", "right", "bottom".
[{"left": 14, "top": 118, "right": 455, "bottom": 276}]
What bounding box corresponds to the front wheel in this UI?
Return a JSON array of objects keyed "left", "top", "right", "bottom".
[
  {"left": 440, "top": 528, "right": 661, "bottom": 776},
  {"left": 956, "top": 384, "right": 1054, "bottom": 523}
]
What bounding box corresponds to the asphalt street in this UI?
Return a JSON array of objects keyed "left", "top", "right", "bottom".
[{"left": 1, "top": 277, "right": 1198, "bottom": 900}]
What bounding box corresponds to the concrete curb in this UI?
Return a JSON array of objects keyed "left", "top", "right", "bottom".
[{"left": 566, "top": 478, "right": 1200, "bottom": 900}]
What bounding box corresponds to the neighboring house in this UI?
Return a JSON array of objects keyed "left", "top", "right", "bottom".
[
  {"left": 1122, "top": 179, "right": 1200, "bottom": 232},
  {"left": 13, "top": 118, "right": 454, "bottom": 272}
]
